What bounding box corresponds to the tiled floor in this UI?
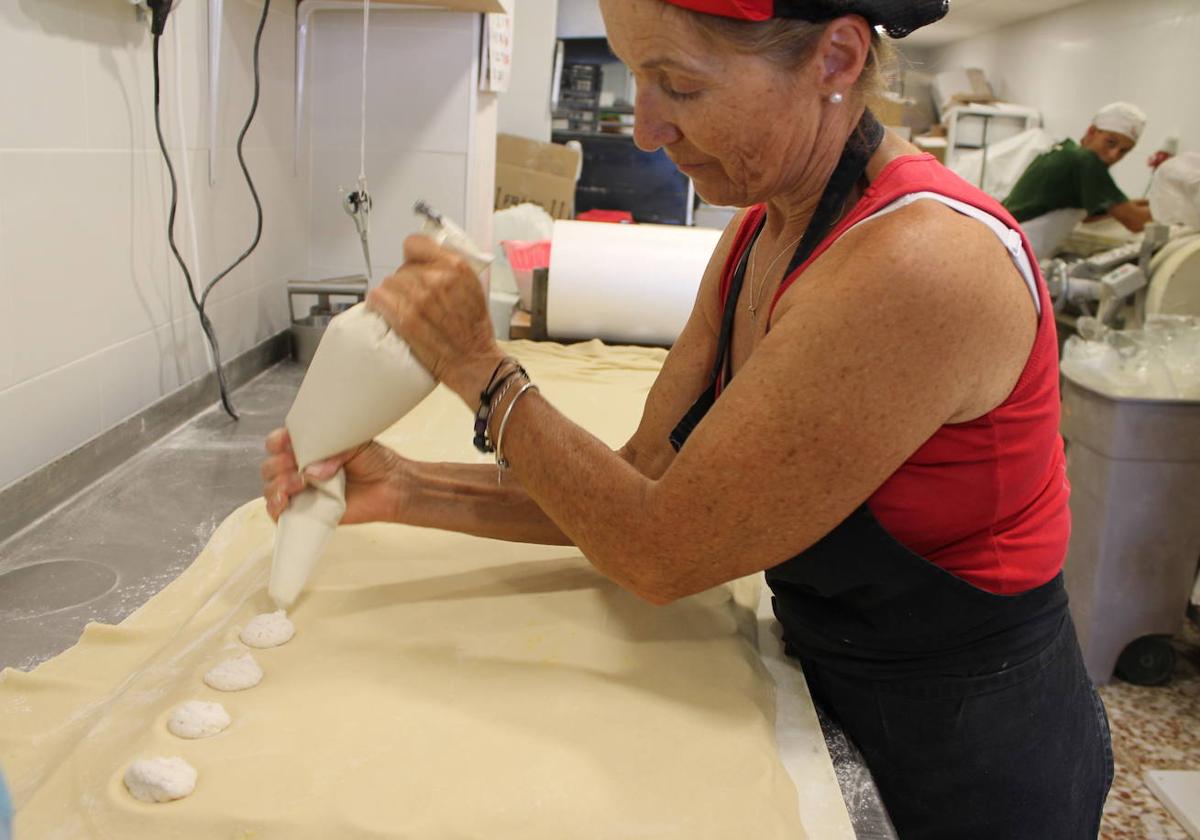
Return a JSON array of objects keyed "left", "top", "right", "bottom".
[{"left": 1100, "top": 619, "right": 1200, "bottom": 839}]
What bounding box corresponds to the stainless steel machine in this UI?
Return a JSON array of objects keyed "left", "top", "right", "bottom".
[
  {"left": 286, "top": 276, "right": 368, "bottom": 365},
  {"left": 1045, "top": 223, "right": 1200, "bottom": 338},
  {"left": 1053, "top": 224, "right": 1200, "bottom": 685}
]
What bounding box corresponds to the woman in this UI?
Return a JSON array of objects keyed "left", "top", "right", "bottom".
[{"left": 263, "top": 1, "right": 1113, "bottom": 836}]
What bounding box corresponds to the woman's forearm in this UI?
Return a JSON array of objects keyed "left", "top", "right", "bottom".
[{"left": 400, "top": 460, "right": 574, "bottom": 546}]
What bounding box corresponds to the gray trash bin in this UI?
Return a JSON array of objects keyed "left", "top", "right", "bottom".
[{"left": 1061, "top": 373, "right": 1200, "bottom": 685}]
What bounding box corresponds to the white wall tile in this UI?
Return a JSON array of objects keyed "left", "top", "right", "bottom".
[
  {"left": 0, "top": 0, "right": 87, "bottom": 149},
  {"left": 309, "top": 10, "right": 475, "bottom": 155},
  {"left": 101, "top": 149, "right": 177, "bottom": 344},
  {"left": 158, "top": 312, "right": 215, "bottom": 391},
  {"left": 256, "top": 274, "right": 292, "bottom": 336},
  {"left": 0, "top": 353, "right": 104, "bottom": 489},
  {"left": 189, "top": 147, "right": 264, "bottom": 308},
  {"left": 556, "top": 0, "right": 606, "bottom": 39},
  {"left": 160, "top": 0, "right": 209, "bottom": 154},
  {"left": 98, "top": 329, "right": 166, "bottom": 428},
  {"left": 237, "top": 0, "right": 298, "bottom": 154},
  {"left": 77, "top": 2, "right": 158, "bottom": 152},
  {"left": 0, "top": 0, "right": 302, "bottom": 485},
  {"left": 0, "top": 0, "right": 487, "bottom": 486},
  {"left": 208, "top": 288, "right": 262, "bottom": 355},
  {"left": 0, "top": 151, "right": 116, "bottom": 382},
  {"left": 245, "top": 146, "right": 311, "bottom": 286}
]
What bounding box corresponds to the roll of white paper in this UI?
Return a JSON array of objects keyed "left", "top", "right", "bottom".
[{"left": 547, "top": 221, "right": 723, "bottom": 346}]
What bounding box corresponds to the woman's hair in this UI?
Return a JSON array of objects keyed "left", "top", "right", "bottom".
[{"left": 675, "top": 11, "right": 894, "bottom": 99}]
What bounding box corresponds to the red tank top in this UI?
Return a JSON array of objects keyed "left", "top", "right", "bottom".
[{"left": 720, "top": 154, "right": 1070, "bottom": 595}]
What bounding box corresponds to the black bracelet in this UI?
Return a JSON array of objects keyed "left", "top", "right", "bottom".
[{"left": 473, "top": 358, "right": 524, "bottom": 453}]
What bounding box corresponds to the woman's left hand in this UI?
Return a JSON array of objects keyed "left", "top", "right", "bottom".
[{"left": 367, "top": 234, "right": 506, "bottom": 405}]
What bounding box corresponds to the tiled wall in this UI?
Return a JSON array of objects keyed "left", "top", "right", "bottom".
[
  {"left": 924, "top": 0, "right": 1200, "bottom": 197},
  {"left": 305, "top": 9, "right": 488, "bottom": 284},
  {"left": 556, "top": 0, "right": 604, "bottom": 39},
  {"left": 0, "top": 0, "right": 308, "bottom": 490}
]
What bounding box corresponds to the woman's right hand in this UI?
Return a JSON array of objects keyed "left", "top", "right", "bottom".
[{"left": 261, "top": 429, "right": 410, "bottom": 525}]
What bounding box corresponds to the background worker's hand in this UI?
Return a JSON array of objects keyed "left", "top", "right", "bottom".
[{"left": 261, "top": 428, "right": 410, "bottom": 525}]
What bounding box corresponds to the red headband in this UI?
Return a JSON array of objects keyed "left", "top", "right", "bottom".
[
  {"left": 659, "top": 0, "right": 951, "bottom": 38},
  {"left": 663, "top": 0, "right": 774, "bottom": 20}
]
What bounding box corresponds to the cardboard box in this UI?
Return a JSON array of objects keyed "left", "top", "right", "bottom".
[
  {"left": 932, "top": 68, "right": 1000, "bottom": 116},
  {"left": 867, "top": 93, "right": 916, "bottom": 128},
  {"left": 495, "top": 134, "right": 581, "bottom": 220}
]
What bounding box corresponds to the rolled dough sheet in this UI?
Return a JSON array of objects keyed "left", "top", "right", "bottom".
[{"left": 0, "top": 340, "right": 849, "bottom": 839}]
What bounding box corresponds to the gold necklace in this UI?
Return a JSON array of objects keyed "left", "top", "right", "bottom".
[{"left": 747, "top": 233, "right": 806, "bottom": 321}]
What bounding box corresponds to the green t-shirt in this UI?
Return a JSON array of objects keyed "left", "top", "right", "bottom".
[{"left": 1003, "top": 139, "right": 1129, "bottom": 223}]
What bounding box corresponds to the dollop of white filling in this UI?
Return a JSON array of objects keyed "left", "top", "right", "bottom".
[
  {"left": 240, "top": 610, "right": 295, "bottom": 649},
  {"left": 124, "top": 757, "right": 197, "bottom": 803},
  {"left": 167, "top": 700, "right": 231, "bottom": 739}
]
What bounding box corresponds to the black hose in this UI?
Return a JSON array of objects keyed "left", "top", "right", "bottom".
[{"left": 151, "top": 0, "right": 272, "bottom": 420}]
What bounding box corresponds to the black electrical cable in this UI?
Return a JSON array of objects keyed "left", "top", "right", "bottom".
[{"left": 150, "top": 0, "right": 272, "bottom": 420}]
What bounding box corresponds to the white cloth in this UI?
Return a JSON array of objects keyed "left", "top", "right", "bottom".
[
  {"left": 1092, "top": 102, "right": 1147, "bottom": 144},
  {"left": 1022, "top": 208, "right": 1090, "bottom": 261},
  {"left": 1149, "top": 152, "right": 1200, "bottom": 231},
  {"left": 950, "top": 128, "right": 1055, "bottom": 201}
]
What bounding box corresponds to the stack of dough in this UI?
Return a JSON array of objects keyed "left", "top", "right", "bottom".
[{"left": 0, "top": 341, "right": 808, "bottom": 839}]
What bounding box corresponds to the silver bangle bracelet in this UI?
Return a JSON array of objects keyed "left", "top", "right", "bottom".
[
  {"left": 488, "top": 372, "right": 521, "bottom": 422},
  {"left": 495, "top": 382, "right": 540, "bottom": 480}
]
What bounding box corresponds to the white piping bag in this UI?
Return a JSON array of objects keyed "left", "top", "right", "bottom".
[{"left": 269, "top": 204, "right": 493, "bottom": 609}]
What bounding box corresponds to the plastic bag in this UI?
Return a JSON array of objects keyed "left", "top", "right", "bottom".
[
  {"left": 492, "top": 203, "right": 554, "bottom": 295},
  {"left": 1061, "top": 315, "right": 1200, "bottom": 400}
]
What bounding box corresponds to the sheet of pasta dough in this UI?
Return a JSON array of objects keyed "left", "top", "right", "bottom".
[{"left": 0, "top": 341, "right": 811, "bottom": 839}]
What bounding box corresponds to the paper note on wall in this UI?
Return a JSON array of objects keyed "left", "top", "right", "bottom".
[{"left": 480, "top": 12, "right": 513, "bottom": 93}]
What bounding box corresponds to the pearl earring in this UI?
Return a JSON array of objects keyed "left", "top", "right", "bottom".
[{"left": 829, "top": 92, "right": 844, "bottom": 105}]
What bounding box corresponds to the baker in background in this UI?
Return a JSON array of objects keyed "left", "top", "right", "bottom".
[{"left": 1005, "top": 101, "right": 1153, "bottom": 258}]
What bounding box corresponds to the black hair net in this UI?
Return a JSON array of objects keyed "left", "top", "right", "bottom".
[{"left": 778, "top": 0, "right": 949, "bottom": 38}]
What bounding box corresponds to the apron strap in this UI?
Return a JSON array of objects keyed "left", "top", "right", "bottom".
[
  {"left": 781, "top": 109, "right": 885, "bottom": 280},
  {"left": 668, "top": 109, "right": 885, "bottom": 452}
]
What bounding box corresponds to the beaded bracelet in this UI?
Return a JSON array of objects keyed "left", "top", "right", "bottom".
[{"left": 473, "top": 358, "right": 525, "bottom": 453}]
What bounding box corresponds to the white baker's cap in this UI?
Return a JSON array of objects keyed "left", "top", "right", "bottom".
[{"left": 1092, "top": 102, "right": 1147, "bottom": 144}]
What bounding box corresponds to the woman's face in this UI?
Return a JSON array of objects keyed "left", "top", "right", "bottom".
[{"left": 600, "top": 0, "right": 824, "bottom": 208}]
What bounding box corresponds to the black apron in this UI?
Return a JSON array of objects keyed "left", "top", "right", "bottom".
[{"left": 670, "top": 112, "right": 1114, "bottom": 839}]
